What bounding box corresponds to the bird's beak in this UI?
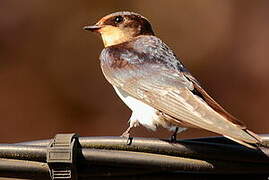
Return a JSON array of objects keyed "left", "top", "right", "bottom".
[{"left": 83, "top": 25, "right": 102, "bottom": 32}]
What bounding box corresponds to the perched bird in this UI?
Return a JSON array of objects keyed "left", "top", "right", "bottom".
[{"left": 84, "top": 11, "right": 262, "bottom": 148}]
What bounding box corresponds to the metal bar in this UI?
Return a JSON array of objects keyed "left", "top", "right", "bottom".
[
  {"left": 0, "top": 145, "right": 46, "bottom": 161},
  {"left": 0, "top": 158, "right": 50, "bottom": 180},
  {"left": 0, "top": 148, "right": 268, "bottom": 179},
  {"left": 77, "top": 136, "right": 269, "bottom": 163},
  {"left": 79, "top": 148, "right": 269, "bottom": 174},
  {"left": 0, "top": 135, "right": 267, "bottom": 179},
  {"left": 12, "top": 136, "right": 269, "bottom": 163}
]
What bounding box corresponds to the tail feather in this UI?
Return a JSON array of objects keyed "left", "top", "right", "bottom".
[
  {"left": 245, "top": 129, "right": 262, "bottom": 143},
  {"left": 258, "top": 134, "right": 269, "bottom": 157},
  {"left": 224, "top": 133, "right": 269, "bottom": 158},
  {"left": 223, "top": 130, "right": 264, "bottom": 149},
  {"left": 223, "top": 135, "right": 257, "bottom": 149}
]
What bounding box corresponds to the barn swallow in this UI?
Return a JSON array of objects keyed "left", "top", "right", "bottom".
[{"left": 84, "top": 11, "right": 262, "bottom": 148}]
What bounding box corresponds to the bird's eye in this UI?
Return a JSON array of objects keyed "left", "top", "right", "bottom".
[{"left": 114, "top": 16, "right": 124, "bottom": 24}]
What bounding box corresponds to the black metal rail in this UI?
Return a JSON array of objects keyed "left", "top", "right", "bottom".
[{"left": 0, "top": 134, "right": 269, "bottom": 180}]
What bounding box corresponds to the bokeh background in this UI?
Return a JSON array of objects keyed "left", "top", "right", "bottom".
[{"left": 0, "top": 0, "right": 268, "bottom": 143}]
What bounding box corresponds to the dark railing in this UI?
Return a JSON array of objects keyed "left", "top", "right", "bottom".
[{"left": 0, "top": 134, "right": 269, "bottom": 180}]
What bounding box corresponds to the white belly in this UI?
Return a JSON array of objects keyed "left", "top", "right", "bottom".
[
  {"left": 113, "top": 86, "right": 189, "bottom": 135},
  {"left": 113, "top": 86, "right": 160, "bottom": 130}
]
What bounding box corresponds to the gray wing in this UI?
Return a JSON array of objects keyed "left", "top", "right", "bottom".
[{"left": 100, "top": 35, "right": 260, "bottom": 145}]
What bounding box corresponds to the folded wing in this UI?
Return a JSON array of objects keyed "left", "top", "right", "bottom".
[{"left": 100, "top": 36, "right": 261, "bottom": 146}]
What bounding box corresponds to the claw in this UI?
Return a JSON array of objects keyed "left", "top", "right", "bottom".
[
  {"left": 170, "top": 127, "right": 179, "bottom": 143},
  {"left": 120, "top": 126, "right": 133, "bottom": 145}
]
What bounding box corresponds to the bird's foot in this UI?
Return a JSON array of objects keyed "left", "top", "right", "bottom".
[
  {"left": 170, "top": 134, "right": 177, "bottom": 143},
  {"left": 120, "top": 131, "right": 130, "bottom": 138},
  {"left": 170, "top": 127, "right": 179, "bottom": 143},
  {"left": 120, "top": 127, "right": 133, "bottom": 145}
]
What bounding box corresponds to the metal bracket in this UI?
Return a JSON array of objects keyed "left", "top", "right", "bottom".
[{"left": 47, "top": 133, "right": 79, "bottom": 180}]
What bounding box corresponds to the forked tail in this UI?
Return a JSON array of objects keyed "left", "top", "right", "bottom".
[{"left": 225, "top": 130, "right": 269, "bottom": 157}]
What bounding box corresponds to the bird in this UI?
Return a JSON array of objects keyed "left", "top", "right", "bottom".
[{"left": 84, "top": 11, "right": 262, "bottom": 148}]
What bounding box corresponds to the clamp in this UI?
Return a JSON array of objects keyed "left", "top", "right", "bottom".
[{"left": 47, "top": 133, "right": 79, "bottom": 180}]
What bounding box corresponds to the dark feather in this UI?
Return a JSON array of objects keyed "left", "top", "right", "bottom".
[
  {"left": 183, "top": 71, "right": 246, "bottom": 128},
  {"left": 100, "top": 35, "right": 261, "bottom": 145}
]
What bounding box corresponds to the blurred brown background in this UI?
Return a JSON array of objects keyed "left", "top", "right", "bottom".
[{"left": 0, "top": 0, "right": 268, "bottom": 143}]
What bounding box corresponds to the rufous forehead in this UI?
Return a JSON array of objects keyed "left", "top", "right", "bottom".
[
  {"left": 98, "top": 15, "right": 124, "bottom": 25},
  {"left": 99, "top": 16, "right": 111, "bottom": 23},
  {"left": 98, "top": 15, "right": 145, "bottom": 25},
  {"left": 100, "top": 11, "right": 145, "bottom": 21}
]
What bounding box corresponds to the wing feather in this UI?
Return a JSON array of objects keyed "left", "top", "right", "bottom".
[
  {"left": 100, "top": 35, "right": 261, "bottom": 145},
  {"left": 106, "top": 64, "right": 258, "bottom": 144}
]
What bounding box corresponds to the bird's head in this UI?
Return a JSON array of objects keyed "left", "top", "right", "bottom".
[{"left": 84, "top": 11, "right": 154, "bottom": 47}]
